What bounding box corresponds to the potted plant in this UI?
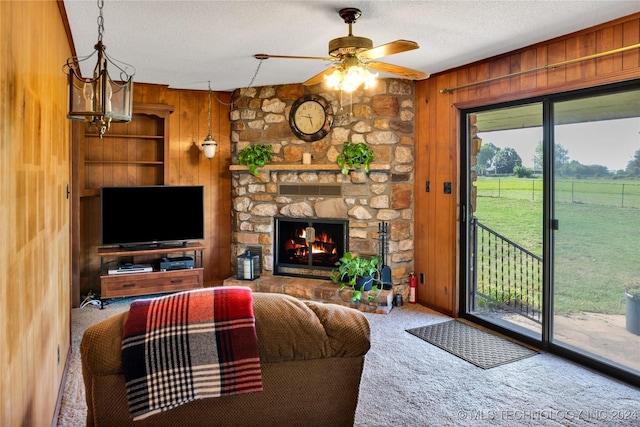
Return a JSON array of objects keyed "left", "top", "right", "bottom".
[
  {"left": 625, "top": 284, "right": 640, "bottom": 336},
  {"left": 238, "top": 144, "right": 273, "bottom": 176},
  {"left": 330, "top": 252, "right": 380, "bottom": 302},
  {"left": 336, "top": 141, "right": 374, "bottom": 175}
]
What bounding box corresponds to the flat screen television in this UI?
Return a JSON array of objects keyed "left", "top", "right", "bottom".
[{"left": 100, "top": 185, "right": 204, "bottom": 248}]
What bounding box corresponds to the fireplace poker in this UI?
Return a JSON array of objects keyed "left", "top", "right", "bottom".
[{"left": 378, "top": 222, "right": 392, "bottom": 289}]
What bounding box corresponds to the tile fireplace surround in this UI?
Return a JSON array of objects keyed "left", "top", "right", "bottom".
[{"left": 228, "top": 80, "right": 416, "bottom": 306}]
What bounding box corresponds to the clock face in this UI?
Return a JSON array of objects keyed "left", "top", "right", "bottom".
[
  {"left": 289, "top": 94, "right": 334, "bottom": 142},
  {"left": 294, "top": 101, "right": 326, "bottom": 134}
]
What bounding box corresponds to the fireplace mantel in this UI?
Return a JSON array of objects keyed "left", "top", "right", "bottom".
[{"left": 229, "top": 163, "right": 391, "bottom": 172}]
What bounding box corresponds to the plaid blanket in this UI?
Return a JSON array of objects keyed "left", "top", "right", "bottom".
[{"left": 121, "top": 287, "right": 263, "bottom": 420}]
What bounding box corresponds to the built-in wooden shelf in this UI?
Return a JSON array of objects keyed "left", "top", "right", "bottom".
[
  {"left": 86, "top": 134, "right": 164, "bottom": 139},
  {"left": 85, "top": 160, "right": 164, "bottom": 165},
  {"left": 229, "top": 163, "right": 391, "bottom": 172},
  {"left": 79, "top": 103, "right": 174, "bottom": 201},
  {"left": 81, "top": 189, "right": 100, "bottom": 198}
]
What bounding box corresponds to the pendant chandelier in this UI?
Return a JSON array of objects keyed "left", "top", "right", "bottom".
[
  {"left": 202, "top": 82, "right": 217, "bottom": 159},
  {"left": 63, "top": 0, "right": 135, "bottom": 138}
]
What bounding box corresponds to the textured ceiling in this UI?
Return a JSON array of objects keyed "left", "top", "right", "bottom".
[{"left": 62, "top": 1, "right": 640, "bottom": 92}]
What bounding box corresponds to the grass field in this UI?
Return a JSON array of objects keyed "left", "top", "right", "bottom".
[{"left": 474, "top": 177, "right": 640, "bottom": 315}]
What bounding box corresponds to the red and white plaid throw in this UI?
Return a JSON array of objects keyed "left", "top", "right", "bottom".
[{"left": 121, "top": 287, "right": 263, "bottom": 420}]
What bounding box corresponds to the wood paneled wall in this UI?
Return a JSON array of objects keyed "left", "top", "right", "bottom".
[
  {"left": 75, "top": 83, "right": 232, "bottom": 300},
  {"left": 414, "top": 13, "right": 640, "bottom": 316},
  {"left": 135, "top": 84, "right": 233, "bottom": 286},
  {"left": 1, "top": 1, "right": 72, "bottom": 425}
]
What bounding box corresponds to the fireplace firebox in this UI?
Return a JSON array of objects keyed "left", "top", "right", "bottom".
[{"left": 274, "top": 217, "right": 348, "bottom": 278}]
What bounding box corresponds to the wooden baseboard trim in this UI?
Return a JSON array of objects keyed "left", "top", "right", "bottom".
[{"left": 51, "top": 346, "right": 72, "bottom": 427}]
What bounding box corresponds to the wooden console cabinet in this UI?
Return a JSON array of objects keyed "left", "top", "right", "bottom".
[
  {"left": 73, "top": 103, "right": 176, "bottom": 306},
  {"left": 98, "top": 242, "right": 205, "bottom": 299}
]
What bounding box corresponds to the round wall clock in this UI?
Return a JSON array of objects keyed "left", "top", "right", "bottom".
[{"left": 289, "top": 94, "right": 334, "bottom": 142}]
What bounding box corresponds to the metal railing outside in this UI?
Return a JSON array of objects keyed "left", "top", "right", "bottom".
[{"left": 471, "top": 218, "right": 542, "bottom": 323}]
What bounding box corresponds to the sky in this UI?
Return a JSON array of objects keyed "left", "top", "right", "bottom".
[{"left": 478, "top": 117, "right": 640, "bottom": 171}]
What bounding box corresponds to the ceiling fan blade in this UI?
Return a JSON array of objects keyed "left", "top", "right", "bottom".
[
  {"left": 359, "top": 40, "right": 420, "bottom": 60},
  {"left": 254, "top": 53, "right": 332, "bottom": 61},
  {"left": 303, "top": 65, "right": 340, "bottom": 86},
  {"left": 367, "top": 61, "right": 430, "bottom": 80}
]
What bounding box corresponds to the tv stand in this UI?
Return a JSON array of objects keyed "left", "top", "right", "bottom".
[{"left": 98, "top": 242, "right": 205, "bottom": 299}]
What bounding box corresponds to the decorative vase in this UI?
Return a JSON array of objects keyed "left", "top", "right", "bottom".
[
  {"left": 355, "top": 275, "right": 374, "bottom": 292},
  {"left": 625, "top": 292, "right": 640, "bottom": 336}
]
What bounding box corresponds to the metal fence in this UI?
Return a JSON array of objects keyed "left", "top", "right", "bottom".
[
  {"left": 471, "top": 218, "right": 542, "bottom": 323},
  {"left": 476, "top": 178, "right": 640, "bottom": 208},
  {"left": 555, "top": 180, "right": 640, "bottom": 208}
]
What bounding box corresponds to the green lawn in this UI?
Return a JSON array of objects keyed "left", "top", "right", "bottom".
[{"left": 474, "top": 178, "right": 640, "bottom": 315}]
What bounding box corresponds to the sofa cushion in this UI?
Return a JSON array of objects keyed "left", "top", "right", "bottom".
[
  {"left": 253, "top": 293, "right": 370, "bottom": 363},
  {"left": 82, "top": 292, "right": 371, "bottom": 373}
]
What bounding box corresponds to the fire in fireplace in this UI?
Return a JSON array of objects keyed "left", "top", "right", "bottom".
[{"left": 274, "top": 217, "right": 348, "bottom": 278}]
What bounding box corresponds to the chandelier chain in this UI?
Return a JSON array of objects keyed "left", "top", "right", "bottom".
[
  {"left": 207, "top": 81, "right": 213, "bottom": 134},
  {"left": 193, "top": 56, "right": 265, "bottom": 109},
  {"left": 212, "top": 92, "right": 232, "bottom": 107},
  {"left": 248, "top": 58, "right": 264, "bottom": 88},
  {"left": 97, "top": 0, "right": 104, "bottom": 42}
]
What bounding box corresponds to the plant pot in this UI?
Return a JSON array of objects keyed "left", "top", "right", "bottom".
[
  {"left": 355, "top": 275, "right": 374, "bottom": 292},
  {"left": 625, "top": 292, "right": 640, "bottom": 336}
]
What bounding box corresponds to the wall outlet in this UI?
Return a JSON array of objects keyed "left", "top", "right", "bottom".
[{"left": 444, "top": 182, "right": 452, "bottom": 194}]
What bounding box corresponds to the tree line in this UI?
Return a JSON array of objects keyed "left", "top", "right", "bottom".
[{"left": 475, "top": 141, "right": 640, "bottom": 178}]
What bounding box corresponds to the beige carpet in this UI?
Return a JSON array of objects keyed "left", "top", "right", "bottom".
[{"left": 58, "top": 296, "right": 640, "bottom": 426}]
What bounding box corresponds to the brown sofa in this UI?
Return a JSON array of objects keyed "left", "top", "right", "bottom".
[{"left": 80, "top": 292, "right": 371, "bottom": 427}]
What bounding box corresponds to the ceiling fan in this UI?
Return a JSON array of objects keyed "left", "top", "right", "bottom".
[{"left": 255, "top": 7, "right": 430, "bottom": 91}]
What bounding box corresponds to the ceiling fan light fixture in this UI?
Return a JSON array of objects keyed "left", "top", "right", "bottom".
[
  {"left": 347, "top": 65, "right": 377, "bottom": 90},
  {"left": 324, "top": 69, "right": 343, "bottom": 90},
  {"left": 324, "top": 63, "right": 377, "bottom": 93},
  {"left": 260, "top": 7, "right": 427, "bottom": 90}
]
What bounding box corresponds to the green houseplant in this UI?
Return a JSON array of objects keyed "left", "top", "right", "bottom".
[
  {"left": 330, "top": 252, "right": 380, "bottom": 302},
  {"left": 238, "top": 144, "right": 273, "bottom": 177},
  {"left": 336, "top": 141, "right": 374, "bottom": 175}
]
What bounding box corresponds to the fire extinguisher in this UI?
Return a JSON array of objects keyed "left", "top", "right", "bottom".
[{"left": 408, "top": 272, "right": 417, "bottom": 304}]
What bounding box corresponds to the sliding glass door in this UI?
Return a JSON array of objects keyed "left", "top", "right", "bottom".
[
  {"left": 465, "top": 103, "right": 544, "bottom": 340},
  {"left": 462, "top": 81, "right": 640, "bottom": 383},
  {"left": 552, "top": 88, "right": 640, "bottom": 373}
]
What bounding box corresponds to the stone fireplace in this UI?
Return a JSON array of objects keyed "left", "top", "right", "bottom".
[
  {"left": 274, "top": 217, "right": 348, "bottom": 279},
  {"left": 228, "top": 80, "right": 416, "bottom": 301}
]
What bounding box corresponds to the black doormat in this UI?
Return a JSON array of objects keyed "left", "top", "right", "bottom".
[{"left": 406, "top": 320, "right": 538, "bottom": 369}]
